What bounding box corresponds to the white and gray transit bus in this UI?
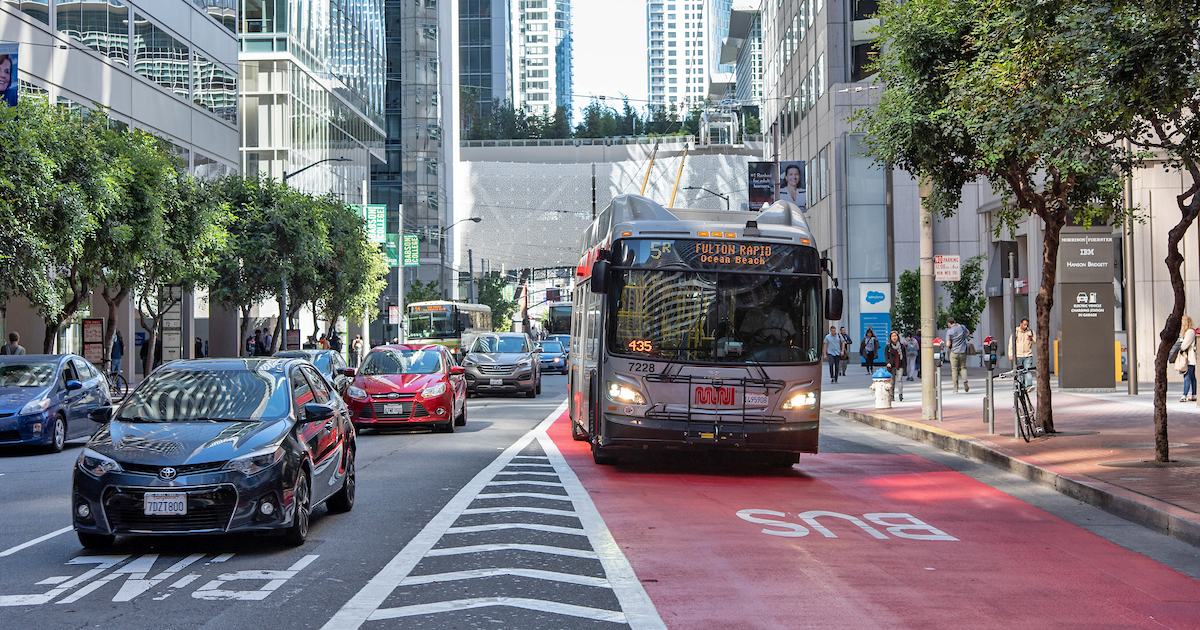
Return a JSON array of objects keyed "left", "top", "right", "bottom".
[{"left": 568, "top": 194, "right": 842, "bottom": 466}]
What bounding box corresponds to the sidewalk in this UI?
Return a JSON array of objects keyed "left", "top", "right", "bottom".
[{"left": 823, "top": 363, "right": 1200, "bottom": 547}]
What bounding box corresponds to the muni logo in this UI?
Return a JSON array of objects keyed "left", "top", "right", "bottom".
[{"left": 695, "top": 386, "right": 736, "bottom": 406}]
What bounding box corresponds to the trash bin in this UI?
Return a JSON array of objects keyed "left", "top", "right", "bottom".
[{"left": 872, "top": 368, "right": 893, "bottom": 409}]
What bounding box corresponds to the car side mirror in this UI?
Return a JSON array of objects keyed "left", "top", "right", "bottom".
[
  {"left": 65, "top": 380, "right": 83, "bottom": 391},
  {"left": 304, "top": 402, "right": 336, "bottom": 422},
  {"left": 88, "top": 406, "right": 114, "bottom": 424},
  {"left": 339, "top": 367, "right": 356, "bottom": 377},
  {"left": 450, "top": 366, "right": 465, "bottom": 375},
  {"left": 590, "top": 260, "right": 610, "bottom": 294}
]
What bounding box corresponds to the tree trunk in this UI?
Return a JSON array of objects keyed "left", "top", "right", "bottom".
[
  {"left": 271, "top": 295, "right": 286, "bottom": 354},
  {"left": 1153, "top": 201, "right": 1200, "bottom": 462},
  {"left": 42, "top": 275, "right": 89, "bottom": 354},
  {"left": 239, "top": 305, "right": 252, "bottom": 357},
  {"left": 1034, "top": 212, "right": 1066, "bottom": 435},
  {"left": 43, "top": 320, "right": 60, "bottom": 354},
  {"left": 137, "top": 295, "right": 167, "bottom": 374},
  {"left": 101, "top": 286, "right": 128, "bottom": 369},
  {"left": 312, "top": 300, "right": 320, "bottom": 338}
]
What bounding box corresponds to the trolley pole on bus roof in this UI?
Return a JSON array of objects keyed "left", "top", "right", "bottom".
[
  {"left": 640, "top": 142, "right": 659, "bottom": 195},
  {"left": 919, "top": 177, "right": 937, "bottom": 422}
]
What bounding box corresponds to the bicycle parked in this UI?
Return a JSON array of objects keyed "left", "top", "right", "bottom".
[
  {"left": 103, "top": 368, "right": 128, "bottom": 400},
  {"left": 995, "top": 365, "right": 1039, "bottom": 442}
]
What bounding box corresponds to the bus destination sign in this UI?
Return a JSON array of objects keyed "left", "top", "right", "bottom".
[
  {"left": 411, "top": 304, "right": 448, "bottom": 312},
  {"left": 617, "top": 239, "right": 817, "bottom": 273}
]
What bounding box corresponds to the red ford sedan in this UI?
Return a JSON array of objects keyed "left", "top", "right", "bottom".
[{"left": 341, "top": 345, "right": 466, "bottom": 433}]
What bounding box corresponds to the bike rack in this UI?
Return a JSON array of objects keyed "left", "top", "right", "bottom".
[{"left": 643, "top": 371, "right": 786, "bottom": 444}]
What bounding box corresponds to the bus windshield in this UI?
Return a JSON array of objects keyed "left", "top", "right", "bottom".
[
  {"left": 407, "top": 309, "right": 455, "bottom": 338},
  {"left": 608, "top": 240, "right": 821, "bottom": 364}
]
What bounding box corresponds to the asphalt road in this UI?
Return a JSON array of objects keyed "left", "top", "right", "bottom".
[{"left": 1, "top": 374, "right": 1198, "bottom": 629}]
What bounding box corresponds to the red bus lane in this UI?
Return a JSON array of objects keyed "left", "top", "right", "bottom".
[{"left": 546, "top": 414, "right": 1200, "bottom": 629}]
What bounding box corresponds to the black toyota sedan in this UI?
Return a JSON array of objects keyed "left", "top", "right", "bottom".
[{"left": 72, "top": 358, "right": 355, "bottom": 549}]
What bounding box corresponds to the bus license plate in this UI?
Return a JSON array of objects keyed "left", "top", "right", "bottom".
[
  {"left": 383, "top": 403, "right": 403, "bottom": 415},
  {"left": 693, "top": 385, "right": 739, "bottom": 406},
  {"left": 745, "top": 393, "right": 769, "bottom": 406},
  {"left": 144, "top": 492, "right": 187, "bottom": 516}
]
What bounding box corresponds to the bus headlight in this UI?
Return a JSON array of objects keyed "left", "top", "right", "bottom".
[
  {"left": 781, "top": 391, "right": 817, "bottom": 410},
  {"left": 606, "top": 381, "right": 646, "bottom": 405}
]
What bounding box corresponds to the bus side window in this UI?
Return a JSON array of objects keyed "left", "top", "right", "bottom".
[{"left": 458, "top": 312, "right": 470, "bottom": 332}]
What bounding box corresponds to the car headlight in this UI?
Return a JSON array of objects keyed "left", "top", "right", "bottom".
[
  {"left": 421, "top": 382, "right": 447, "bottom": 398},
  {"left": 552, "top": 357, "right": 563, "bottom": 362},
  {"left": 606, "top": 381, "right": 646, "bottom": 405},
  {"left": 781, "top": 391, "right": 818, "bottom": 410},
  {"left": 517, "top": 358, "right": 531, "bottom": 368},
  {"left": 347, "top": 385, "right": 369, "bottom": 402},
  {"left": 19, "top": 397, "right": 51, "bottom": 416},
  {"left": 223, "top": 446, "right": 285, "bottom": 476},
  {"left": 462, "top": 356, "right": 477, "bottom": 366},
  {"left": 78, "top": 448, "right": 122, "bottom": 478}
]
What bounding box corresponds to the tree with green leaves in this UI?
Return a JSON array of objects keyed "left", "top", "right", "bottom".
[
  {"left": 478, "top": 272, "right": 517, "bottom": 332},
  {"left": 936, "top": 256, "right": 987, "bottom": 333},
  {"left": 891, "top": 270, "right": 921, "bottom": 336},
  {"left": 856, "top": 0, "right": 1128, "bottom": 434},
  {"left": 1072, "top": 0, "right": 1200, "bottom": 462},
  {"left": 406, "top": 279, "right": 442, "bottom": 304}
]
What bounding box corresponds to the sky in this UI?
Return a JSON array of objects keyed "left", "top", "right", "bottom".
[{"left": 571, "top": 0, "right": 648, "bottom": 122}]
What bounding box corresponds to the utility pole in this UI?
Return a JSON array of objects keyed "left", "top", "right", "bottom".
[
  {"left": 919, "top": 177, "right": 936, "bottom": 422},
  {"left": 1124, "top": 138, "right": 1138, "bottom": 395},
  {"left": 592, "top": 162, "right": 597, "bottom": 220},
  {"left": 398, "top": 201, "right": 405, "bottom": 343},
  {"left": 468, "top": 249, "right": 475, "bottom": 304}
]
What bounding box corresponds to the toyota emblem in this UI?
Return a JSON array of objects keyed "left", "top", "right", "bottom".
[{"left": 158, "top": 467, "right": 178, "bottom": 481}]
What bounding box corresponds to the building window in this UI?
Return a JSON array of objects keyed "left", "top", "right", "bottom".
[
  {"left": 851, "top": 42, "right": 879, "bottom": 82},
  {"left": 133, "top": 14, "right": 190, "bottom": 101},
  {"left": 194, "top": 53, "right": 237, "bottom": 124}
]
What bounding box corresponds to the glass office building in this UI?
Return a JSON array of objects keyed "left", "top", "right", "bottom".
[
  {"left": 460, "top": 0, "right": 511, "bottom": 126},
  {"left": 236, "top": 0, "right": 386, "bottom": 203}
]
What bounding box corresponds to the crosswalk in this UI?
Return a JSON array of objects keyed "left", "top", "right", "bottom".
[{"left": 322, "top": 405, "right": 665, "bottom": 630}]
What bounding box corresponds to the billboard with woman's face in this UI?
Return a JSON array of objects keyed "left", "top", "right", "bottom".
[
  {"left": 748, "top": 160, "right": 806, "bottom": 211},
  {"left": 0, "top": 44, "right": 18, "bottom": 108}
]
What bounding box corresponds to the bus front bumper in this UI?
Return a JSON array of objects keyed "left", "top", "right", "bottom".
[{"left": 596, "top": 412, "right": 819, "bottom": 454}]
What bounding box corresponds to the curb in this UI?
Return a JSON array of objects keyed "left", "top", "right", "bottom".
[{"left": 837, "top": 407, "right": 1200, "bottom": 548}]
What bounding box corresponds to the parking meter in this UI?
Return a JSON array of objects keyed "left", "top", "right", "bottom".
[
  {"left": 982, "top": 336, "right": 998, "bottom": 370},
  {"left": 932, "top": 337, "right": 945, "bottom": 368}
]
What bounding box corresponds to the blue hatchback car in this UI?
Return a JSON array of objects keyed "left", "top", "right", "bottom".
[{"left": 0, "top": 354, "right": 111, "bottom": 453}]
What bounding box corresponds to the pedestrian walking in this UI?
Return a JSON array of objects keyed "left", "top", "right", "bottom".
[
  {"left": 885, "top": 331, "right": 906, "bottom": 401},
  {"left": 823, "top": 325, "right": 842, "bottom": 383},
  {"left": 351, "top": 334, "right": 364, "bottom": 368},
  {"left": 194, "top": 337, "right": 204, "bottom": 358},
  {"left": 111, "top": 331, "right": 124, "bottom": 373},
  {"left": 946, "top": 316, "right": 970, "bottom": 393},
  {"left": 0, "top": 332, "right": 25, "bottom": 355},
  {"left": 905, "top": 332, "right": 918, "bottom": 380},
  {"left": 318, "top": 334, "right": 330, "bottom": 350},
  {"left": 1008, "top": 317, "right": 1035, "bottom": 387},
  {"left": 838, "top": 327, "right": 853, "bottom": 376},
  {"left": 1178, "top": 314, "right": 1197, "bottom": 402},
  {"left": 860, "top": 328, "right": 879, "bottom": 373}
]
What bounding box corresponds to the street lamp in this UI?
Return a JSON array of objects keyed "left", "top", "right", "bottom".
[
  {"left": 684, "top": 186, "right": 730, "bottom": 211},
  {"left": 439, "top": 217, "right": 483, "bottom": 300},
  {"left": 282, "top": 156, "right": 350, "bottom": 182}
]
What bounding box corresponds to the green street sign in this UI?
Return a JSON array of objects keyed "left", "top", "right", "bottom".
[
  {"left": 403, "top": 233, "right": 420, "bottom": 267},
  {"left": 366, "top": 204, "right": 387, "bottom": 244},
  {"left": 502, "top": 284, "right": 515, "bottom": 302},
  {"left": 385, "top": 233, "right": 399, "bottom": 266}
]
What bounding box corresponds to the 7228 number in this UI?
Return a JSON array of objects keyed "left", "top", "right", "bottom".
[{"left": 628, "top": 362, "right": 656, "bottom": 373}]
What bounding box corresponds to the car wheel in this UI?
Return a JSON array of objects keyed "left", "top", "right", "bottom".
[
  {"left": 283, "top": 472, "right": 311, "bottom": 546},
  {"left": 536, "top": 378, "right": 542, "bottom": 395},
  {"left": 77, "top": 531, "right": 114, "bottom": 549},
  {"left": 326, "top": 450, "right": 355, "bottom": 513},
  {"left": 454, "top": 398, "right": 467, "bottom": 426},
  {"left": 47, "top": 414, "right": 66, "bottom": 453}
]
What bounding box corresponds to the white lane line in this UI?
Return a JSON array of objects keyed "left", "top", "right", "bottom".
[
  {"left": 401, "top": 568, "right": 610, "bottom": 588},
  {"left": 0, "top": 526, "right": 72, "bottom": 558},
  {"left": 320, "top": 402, "right": 567, "bottom": 630},
  {"left": 503, "top": 464, "right": 556, "bottom": 469},
  {"left": 511, "top": 456, "right": 550, "bottom": 460},
  {"left": 537, "top": 431, "right": 668, "bottom": 630},
  {"left": 461, "top": 506, "right": 578, "bottom": 517},
  {"left": 445, "top": 523, "right": 587, "bottom": 536},
  {"left": 211, "top": 553, "right": 235, "bottom": 563},
  {"left": 425, "top": 544, "right": 598, "bottom": 559},
  {"left": 485, "top": 480, "right": 564, "bottom": 487},
  {"left": 367, "top": 597, "right": 627, "bottom": 623},
  {"left": 475, "top": 492, "right": 572, "bottom": 501},
  {"left": 494, "top": 471, "right": 561, "bottom": 477}
]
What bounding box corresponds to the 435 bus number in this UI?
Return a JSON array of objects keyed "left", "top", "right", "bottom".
[{"left": 627, "top": 339, "right": 653, "bottom": 354}]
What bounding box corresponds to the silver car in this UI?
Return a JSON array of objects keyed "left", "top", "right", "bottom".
[{"left": 462, "top": 333, "right": 542, "bottom": 397}]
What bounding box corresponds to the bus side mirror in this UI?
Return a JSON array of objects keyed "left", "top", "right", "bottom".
[
  {"left": 825, "top": 286, "right": 843, "bottom": 321},
  {"left": 591, "top": 260, "right": 610, "bottom": 294}
]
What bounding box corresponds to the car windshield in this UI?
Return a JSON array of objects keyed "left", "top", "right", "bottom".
[
  {"left": 116, "top": 368, "right": 291, "bottom": 422},
  {"left": 471, "top": 335, "right": 528, "bottom": 353},
  {"left": 540, "top": 341, "right": 563, "bottom": 353},
  {"left": 360, "top": 349, "right": 444, "bottom": 375},
  {"left": 0, "top": 362, "right": 56, "bottom": 387}
]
